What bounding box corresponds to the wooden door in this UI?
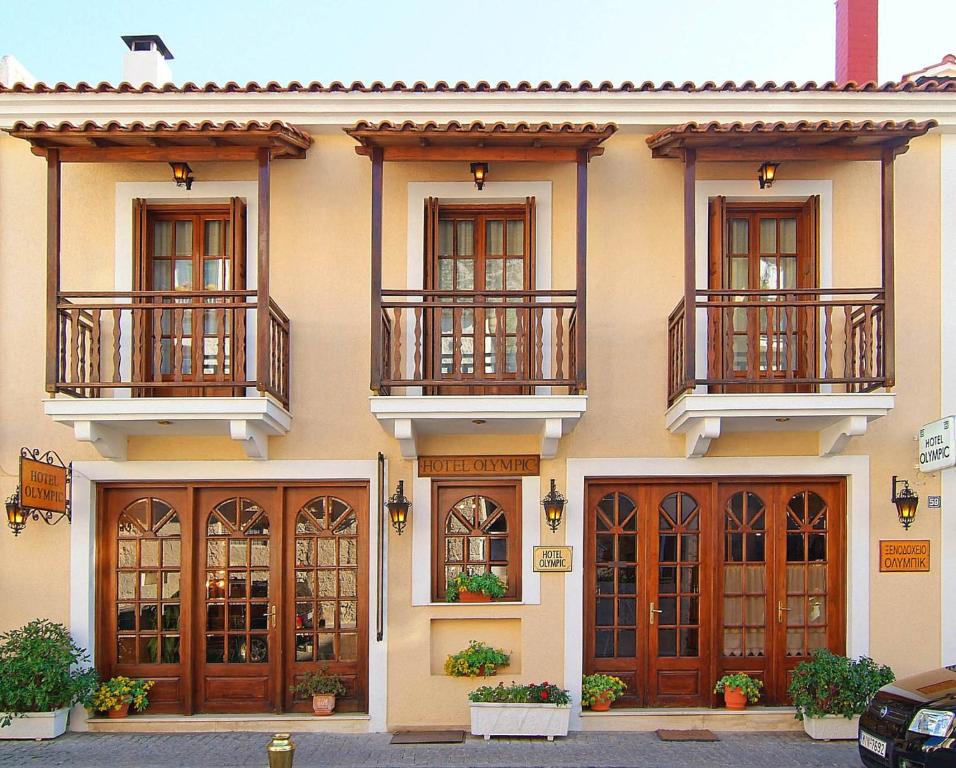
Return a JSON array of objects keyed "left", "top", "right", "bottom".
[
  {"left": 771, "top": 480, "right": 846, "bottom": 702},
  {"left": 708, "top": 198, "right": 819, "bottom": 391},
  {"left": 584, "top": 484, "right": 646, "bottom": 706},
  {"left": 194, "top": 488, "right": 281, "bottom": 713},
  {"left": 97, "top": 486, "right": 193, "bottom": 713},
  {"left": 425, "top": 201, "right": 535, "bottom": 394},
  {"left": 284, "top": 485, "right": 369, "bottom": 713},
  {"left": 137, "top": 201, "right": 245, "bottom": 396},
  {"left": 645, "top": 484, "right": 714, "bottom": 706}
]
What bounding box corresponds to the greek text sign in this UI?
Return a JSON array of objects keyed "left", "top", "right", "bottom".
[
  {"left": 19, "top": 456, "right": 68, "bottom": 514},
  {"left": 919, "top": 417, "right": 956, "bottom": 473},
  {"left": 879, "top": 540, "right": 930, "bottom": 572},
  {"left": 418, "top": 455, "right": 540, "bottom": 477},
  {"left": 533, "top": 546, "right": 572, "bottom": 572}
]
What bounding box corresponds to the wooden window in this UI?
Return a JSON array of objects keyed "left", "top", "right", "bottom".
[
  {"left": 115, "top": 497, "right": 183, "bottom": 666},
  {"left": 133, "top": 199, "right": 246, "bottom": 394},
  {"left": 432, "top": 480, "right": 522, "bottom": 602}
]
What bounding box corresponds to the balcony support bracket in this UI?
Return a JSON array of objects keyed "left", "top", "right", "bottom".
[
  {"left": 229, "top": 419, "right": 270, "bottom": 460},
  {"left": 73, "top": 421, "right": 127, "bottom": 461},
  {"left": 818, "top": 414, "right": 868, "bottom": 457},
  {"left": 541, "top": 418, "right": 565, "bottom": 459},
  {"left": 393, "top": 418, "right": 418, "bottom": 460},
  {"left": 684, "top": 416, "right": 721, "bottom": 458}
]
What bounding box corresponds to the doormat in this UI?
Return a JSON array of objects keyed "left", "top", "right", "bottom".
[
  {"left": 655, "top": 729, "right": 719, "bottom": 742},
  {"left": 390, "top": 730, "right": 465, "bottom": 744}
]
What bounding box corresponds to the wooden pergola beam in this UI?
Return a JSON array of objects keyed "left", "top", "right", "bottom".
[
  {"left": 353, "top": 145, "right": 605, "bottom": 163},
  {"left": 46, "top": 149, "right": 60, "bottom": 394},
  {"left": 28, "top": 145, "right": 302, "bottom": 162}
]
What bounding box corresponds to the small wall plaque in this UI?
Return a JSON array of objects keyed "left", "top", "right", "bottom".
[
  {"left": 879, "top": 540, "right": 930, "bottom": 572},
  {"left": 532, "top": 546, "right": 572, "bottom": 572}
]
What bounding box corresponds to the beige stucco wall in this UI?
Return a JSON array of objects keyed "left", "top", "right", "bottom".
[{"left": 0, "top": 124, "right": 944, "bottom": 728}]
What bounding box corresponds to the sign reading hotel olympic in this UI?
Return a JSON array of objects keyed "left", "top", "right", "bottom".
[
  {"left": 879, "top": 540, "right": 930, "bottom": 573},
  {"left": 418, "top": 455, "right": 540, "bottom": 477},
  {"left": 19, "top": 454, "right": 69, "bottom": 515},
  {"left": 918, "top": 416, "right": 956, "bottom": 473}
]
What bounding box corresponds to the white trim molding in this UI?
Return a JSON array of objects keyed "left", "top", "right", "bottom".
[
  {"left": 941, "top": 134, "right": 956, "bottom": 665},
  {"left": 665, "top": 393, "right": 895, "bottom": 458},
  {"left": 68, "top": 460, "right": 388, "bottom": 732},
  {"left": 562, "top": 456, "right": 870, "bottom": 729},
  {"left": 370, "top": 395, "right": 586, "bottom": 459},
  {"left": 410, "top": 469, "right": 541, "bottom": 606}
]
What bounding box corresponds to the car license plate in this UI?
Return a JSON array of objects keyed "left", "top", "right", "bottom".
[{"left": 859, "top": 730, "right": 888, "bottom": 758}]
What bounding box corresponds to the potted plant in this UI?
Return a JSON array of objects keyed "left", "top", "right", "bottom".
[
  {"left": 581, "top": 673, "right": 627, "bottom": 711},
  {"left": 445, "top": 572, "right": 507, "bottom": 603},
  {"left": 468, "top": 681, "right": 571, "bottom": 741},
  {"left": 714, "top": 672, "right": 763, "bottom": 710},
  {"left": 0, "top": 619, "right": 98, "bottom": 740},
  {"left": 90, "top": 676, "right": 154, "bottom": 719},
  {"left": 290, "top": 666, "right": 347, "bottom": 716},
  {"left": 788, "top": 649, "right": 894, "bottom": 740},
  {"left": 444, "top": 641, "right": 511, "bottom": 677}
]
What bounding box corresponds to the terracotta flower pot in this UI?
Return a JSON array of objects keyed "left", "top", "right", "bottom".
[
  {"left": 312, "top": 693, "right": 336, "bottom": 716},
  {"left": 107, "top": 701, "right": 131, "bottom": 718},
  {"left": 588, "top": 693, "right": 613, "bottom": 711},
  {"left": 458, "top": 590, "right": 492, "bottom": 603},
  {"left": 723, "top": 686, "right": 748, "bottom": 710}
]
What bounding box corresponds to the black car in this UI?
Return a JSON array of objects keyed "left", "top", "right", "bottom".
[{"left": 859, "top": 666, "right": 956, "bottom": 768}]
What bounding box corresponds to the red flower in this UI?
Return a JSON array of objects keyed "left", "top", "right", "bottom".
[{"left": 539, "top": 690, "right": 548, "bottom": 700}]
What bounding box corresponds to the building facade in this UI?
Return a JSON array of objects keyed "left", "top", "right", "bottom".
[{"left": 1, "top": 33, "right": 955, "bottom": 734}]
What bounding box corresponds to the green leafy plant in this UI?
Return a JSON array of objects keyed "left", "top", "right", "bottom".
[
  {"left": 581, "top": 673, "right": 627, "bottom": 707},
  {"left": 445, "top": 572, "right": 507, "bottom": 602},
  {"left": 290, "top": 665, "right": 347, "bottom": 699},
  {"left": 467, "top": 681, "right": 571, "bottom": 706},
  {"left": 787, "top": 649, "right": 894, "bottom": 720},
  {"left": 444, "top": 641, "right": 511, "bottom": 677},
  {"left": 0, "top": 619, "right": 98, "bottom": 727},
  {"left": 714, "top": 672, "right": 763, "bottom": 704},
  {"left": 90, "top": 676, "right": 154, "bottom": 714}
]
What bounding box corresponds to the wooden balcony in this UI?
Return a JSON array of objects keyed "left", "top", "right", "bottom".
[
  {"left": 54, "top": 290, "right": 290, "bottom": 408},
  {"left": 379, "top": 289, "right": 581, "bottom": 393},
  {"left": 667, "top": 288, "right": 887, "bottom": 405}
]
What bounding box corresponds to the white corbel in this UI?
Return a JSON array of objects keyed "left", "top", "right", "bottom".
[
  {"left": 73, "top": 421, "right": 127, "bottom": 461},
  {"left": 818, "top": 414, "right": 868, "bottom": 456},
  {"left": 541, "top": 418, "right": 564, "bottom": 459},
  {"left": 685, "top": 416, "right": 721, "bottom": 458},
  {"left": 393, "top": 418, "right": 418, "bottom": 459},
  {"left": 229, "top": 419, "right": 269, "bottom": 460}
]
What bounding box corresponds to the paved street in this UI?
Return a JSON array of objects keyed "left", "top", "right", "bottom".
[{"left": 0, "top": 731, "right": 861, "bottom": 767}]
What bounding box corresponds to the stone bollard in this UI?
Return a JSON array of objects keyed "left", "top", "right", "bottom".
[{"left": 266, "top": 733, "right": 295, "bottom": 768}]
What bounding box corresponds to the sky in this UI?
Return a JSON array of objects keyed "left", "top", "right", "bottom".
[{"left": 0, "top": 0, "right": 953, "bottom": 87}]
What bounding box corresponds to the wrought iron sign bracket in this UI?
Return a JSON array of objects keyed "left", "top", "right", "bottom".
[{"left": 6, "top": 447, "right": 72, "bottom": 536}]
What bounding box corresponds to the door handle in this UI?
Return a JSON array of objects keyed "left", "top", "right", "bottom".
[
  {"left": 777, "top": 600, "right": 791, "bottom": 623},
  {"left": 649, "top": 602, "right": 663, "bottom": 625},
  {"left": 269, "top": 604, "right": 277, "bottom": 629}
]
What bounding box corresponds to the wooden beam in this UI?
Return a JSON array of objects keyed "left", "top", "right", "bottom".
[
  {"left": 29, "top": 145, "right": 264, "bottom": 162},
  {"left": 354, "top": 145, "right": 585, "bottom": 163},
  {"left": 370, "top": 147, "right": 384, "bottom": 393},
  {"left": 575, "top": 149, "right": 588, "bottom": 392},
  {"left": 682, "top": 148, "right": 697, "bottom": 391},
  {"left": 46, "top": 149, "right": 61, "bottom": 394},
  {"left": 256, "top": 147, "right": 271, "bottom": 394},
  {"left": 657, "top": 145, "right": 890, "bottom": 162},
  {"left": 881, "top": 147, "right": 895, "bottom": 388}
]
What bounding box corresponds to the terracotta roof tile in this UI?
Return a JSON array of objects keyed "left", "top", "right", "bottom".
[{"left": 3, "top": 79, "right": 956, "bottom": 95}]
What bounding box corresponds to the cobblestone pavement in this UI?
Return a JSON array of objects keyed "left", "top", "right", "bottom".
[{"left": 0, "top": 731, "right": 862, "bottom": 767}]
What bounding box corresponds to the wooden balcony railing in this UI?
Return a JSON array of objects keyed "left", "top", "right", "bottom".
[
  {"left": 378, "top": 289, "right": 581, "bottom": 393},
  {"left": 54, "top": 290, "right": 290, "bottom": 408},
  {"left": 667, "top": 288, "right": 888, "bottom": 406}
]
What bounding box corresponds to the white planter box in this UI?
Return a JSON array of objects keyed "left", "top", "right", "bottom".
[
  {"left": 802, "top": 713, "right": 860, "bottom": 740},
  {"left": 469, "top": 702, "right": 570, "bottom": 741},
  {"left": 0, "top": 708, "right": 71, "bottom": 740}
]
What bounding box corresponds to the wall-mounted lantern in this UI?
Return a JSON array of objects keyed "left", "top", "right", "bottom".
[
  {"left": 891, "top": 475, "right": 919, "bottom": 530},
  {"left": 170, "top": 161, "right": 194, "bottom": 190},
  {"left": 470, "top": 162, "right": 489, "bottom": 190},
  {"left": 5, "top": 490, "right": 26, "bottom": 537},
  {"left": 385, "top": 480, "right": 411, "bottom": 535},
  {"left": 541, "top": 479, "right": 567, "bottom": 533},
  {"left": 757, "top": 161, "right": 780, "bottom": 189}
]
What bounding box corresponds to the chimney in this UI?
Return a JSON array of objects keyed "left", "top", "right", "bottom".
[
  {"left": 835, "top": 0, "right": 878, "bottom": 83},
  {"left": 121, "top": 35, "right": 173, "bottom": 86},
  {"left": 0, "top": 55, "right": 37, "bottom": 88}
]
